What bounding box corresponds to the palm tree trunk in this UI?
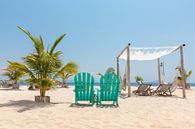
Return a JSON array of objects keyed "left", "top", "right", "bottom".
[
  {"left": 13, "top": 80, "right": 19, "bottom": 89},
  {"left": 40, "top": 89, "right": 46, "bottom": 97},
  {"left": 35, "top": 89, "right": 50, "bottom": 102},
  {"left": 62, "top": 78, "right": 66, "bottom": 84}
]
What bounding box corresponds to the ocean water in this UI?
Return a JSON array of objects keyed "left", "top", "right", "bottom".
[
  {"left": 66, "top": 82, "right": 195, "bottom": 87},
  {"left": 19, "top": 82, "right": 195, "bottom": 87}
]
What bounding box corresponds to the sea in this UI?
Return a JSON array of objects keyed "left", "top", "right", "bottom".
[
  {"left": 19, "top": 82, "right": 195, "bottom": 87},
  {"left": 65, "top": 82, "right": 195, "bottom": 87}
]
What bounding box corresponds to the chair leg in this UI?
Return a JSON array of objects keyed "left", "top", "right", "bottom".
[
  {"left": 169, "top": 89, "right": 172, "bottom": 96},
  {"left": 116, "top": 101, "right": 119, "bottom": 107},
  {"left": 96, "top": 95, "right": 100, "bottom": 107},
  {"left": 92, "top": 98, "right": 94, "bottom": 105},
  {"left": 99, "top": 101, "right": 102, "bottom": 107},
  {"left": 75, "top": 100, "right": 78, "bottom": 105}
]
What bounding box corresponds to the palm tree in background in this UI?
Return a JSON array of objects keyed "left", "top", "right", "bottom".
[
  {"left": 6, "top": 26, "right": 78, "bottom": 100},
  {"left": 106, "top": 67, "right": 115, "bottom": 74},
  {"left": 56, "top": 62, "right": 78, "bottom": 87},
  {"left": 97, "top": 67, "right": 116, "bottom": 77},
  {"left": 3, "top": 61, "right": 26, "bottom": 89}
]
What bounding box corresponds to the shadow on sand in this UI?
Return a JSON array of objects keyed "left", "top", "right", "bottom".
[
  {"left": 96, "top": 104, "right": 119, "bottom": 108},
  {"left": 119, "top": 93, "right": 129, "bottom": 99},
  {"left": 69, "top": 103, "right": 118, "bottom": 108},
  {"left": 69, "top": 103, "right": 93, "bottom": 108},
  {"left": 0, "top": 100, "right": 54, "bottom": 113},
  {"left": 132, "top": 94, "right": 184, "bottom": 99},
  {"left": 0, "top": 88, "right": 23, "bottom": 91}
]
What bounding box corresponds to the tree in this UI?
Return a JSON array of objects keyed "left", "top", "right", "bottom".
[
  {"left": 176, "top": 66, "right": 192, "bottom": 80},
  {"left": 8, "top": 26, "right": 78, "bottom": 101},
  {"left": 97, "top": 67, "right": 116, "bottom": 78},
  {"left": 105, "top": 67, "right": 115, "bottom": 74},
  {"left": 56, "top": 62, "right": 78, "bottom": 87},
  {"left": 176, "top": 66, "right": 192, "bottom": 88},
  {"left": 134, "top": 76, "right": 143, "bottom": 84},
  {"left": 3, "top": 61, "right": 26, "bottom": 89}
]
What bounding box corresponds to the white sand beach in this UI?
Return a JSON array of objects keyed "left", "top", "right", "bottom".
[{"left": 0, "top": 86, "right": 195, "bottom": 129}]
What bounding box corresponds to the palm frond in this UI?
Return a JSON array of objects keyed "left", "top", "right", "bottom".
[
  {"left": 17, "top": 26, "right": 44, "bottom": 54},
  {"left": 3, "top": 61, "right": 27, "bottom": 81},
  {"left": 55, "top": 62, "right": 79, "bottom": 78},
  {"left": 50, "top": 34, "right": 66, "bottom": 54},
  {"left": 17, "top": 26, "right": 36, "bottom": 43}
]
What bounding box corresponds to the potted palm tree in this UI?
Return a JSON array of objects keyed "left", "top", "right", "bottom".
[{"left": 7, "top": 26, "right": 78, "bottom": 102}]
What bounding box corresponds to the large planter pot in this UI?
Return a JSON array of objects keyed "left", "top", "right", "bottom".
[{"left": 35, "top": 96, "right": 50, "bottom": 103}]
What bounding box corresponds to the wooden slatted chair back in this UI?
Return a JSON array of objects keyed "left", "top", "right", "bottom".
[
  {"left": 138, "top": 84, "right": 150, "bottom": 92},
  {"left": 158, "top": 84, "right": 171, "bottom": 92},
  {"left": 74, "top": 72, "right": 94, "bottom": 102},
  {"left": 100, "top": 73, "right": 120, "bottom": 101}
]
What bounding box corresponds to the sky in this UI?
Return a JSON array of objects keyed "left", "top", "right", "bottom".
[{"left": 0, "top": 0, "right": 194, "bottom": 82}]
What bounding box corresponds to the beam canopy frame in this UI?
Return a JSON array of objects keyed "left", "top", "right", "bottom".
[{"left": 117, "top": 44, "right": 186, "bottom": 98}]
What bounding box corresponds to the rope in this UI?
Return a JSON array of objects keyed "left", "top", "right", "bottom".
[
  {"left": 170, "top": 72, "right": 179, "bottom": 92},
  {"left": 120, "top": 73, "right": 126, "bottom": 91},
  {"left": 160, "top": 62, "right": 168, "bottom": 84},
  {"left": 120, "top": 64, "right": 127, "bottom": 91}
]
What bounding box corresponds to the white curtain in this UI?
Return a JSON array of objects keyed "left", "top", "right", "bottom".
[{"left": 119, "top": 46, "right": 180, "bottom": 61}]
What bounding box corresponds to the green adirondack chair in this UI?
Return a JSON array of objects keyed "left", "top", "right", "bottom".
[
  {"left": 74, "top": 72, "right": 95, "bottom": 105},
  {"left": 97, "top": 73, "right": 120, "bottom": 107}
]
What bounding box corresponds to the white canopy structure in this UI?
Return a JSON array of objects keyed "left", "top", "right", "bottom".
[
  {"left": 117, "top": 44, "right": 186, "bottom": 98},
  {"left": 119, "top": 46, "right": 180, "bottom": 61}
]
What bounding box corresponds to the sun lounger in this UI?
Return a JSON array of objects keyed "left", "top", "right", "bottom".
[
  {"left": 134, "top": 83, "right": 153, "bottom": 96},
  {"left": 154, "top": 84, "right": 176, "bottom": 96}
]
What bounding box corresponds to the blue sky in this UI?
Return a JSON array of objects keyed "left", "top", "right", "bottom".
[{"left": 0, "top": 0, "right": 194, "bottom": 82}]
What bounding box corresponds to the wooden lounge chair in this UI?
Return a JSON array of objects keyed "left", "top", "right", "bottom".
[
  {"left": 134, "top": 83, "right": 153, "bottom": 96},
  {"left": 97, "top": 73, "right": 120, "bottom": 107},
  {"left": 74, "top": 72, "right": 95, "bottom": 105},
  {"left": 154, "top": 84, "right": 176, "bottom": 96},
  {"left": 154, "top": 73, "right": 180, "bottom": 96}
]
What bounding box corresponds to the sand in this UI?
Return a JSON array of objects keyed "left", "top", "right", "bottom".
[{"left": 0, "top": 86, "right": 195, "bottom": 129}]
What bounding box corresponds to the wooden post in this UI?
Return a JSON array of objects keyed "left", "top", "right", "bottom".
[
  {"left": 117, "top": 43, "right": 131, "bottom": 96},
  {"left": 180, "top": 44, "right": 186, "bottom": 98},
  {"left": 117, "top": 57, "right": 122, "bottom": 92},
  {"left": 157, "top": 58, "right": 161, "bottom": 84},
  {"left": 127, "top": 44, "right": 131, "bottom": 97},
  {"left": 117, "top": 57, "right": 119, "bottom": 75}
]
